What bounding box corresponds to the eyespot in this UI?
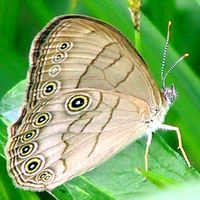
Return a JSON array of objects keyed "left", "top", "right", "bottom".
[
  {"left": 18, "top": 142, "right": 37, "bottom": 158},
  {"left": 23, "top": 156, "right": 44, "bottom": 175},
  {"left": 52, "top": 52, "right": 66, "bottom": 63},
  {"left": 42, "top": 81, "right": 59, "bottom": 96},
  {"left": 49, "top": 65, "right": 61, "bottom": 77},
  {"left": 66, "top": 95, "right": 90, "bottom": 112},
  {"left": 33, "top": 112, "right": 51, "bottom": 127},
  {"left": 20, "top": 129, "right": 39, "bottom": 143},
  {"left": 57, "top": 41, "right": 73, "bottom": 51},
  {"left": 35, "top": 169, "right": 55, "bottom": 183}
]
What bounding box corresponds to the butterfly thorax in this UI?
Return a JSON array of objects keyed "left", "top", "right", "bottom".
[{"left": 147, "top": 103, "right": 169, "bottom": 134}]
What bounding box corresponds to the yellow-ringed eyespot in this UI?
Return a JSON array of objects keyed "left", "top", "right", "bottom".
[
  {"left": 65, "top": 94, "right": 91, "bottom": 112},
  {"left": 23, "top": 156, "right": 44, "bottom": 175},
  {"left": 20, "top": 129, "right": 39, "bottom": 143},
  {"left": 42, "top": 81, "right": 59, "bottom": 96},
  {"left": 57, "top": 41, "right": 73, "bottom": 51},
  {"left": 33, "top": 112, "right": 51, "bottom": 127},
  {"left": 36, "top": 169, "right": 55, "bottom": 183},
  {"left": 49, "top": 65, "right": 61, "bottom": 77},
  {"left": 18, "top": 142, "right": 37, "bottom": 158},
  {"left": 52, "top": 52, "right": 66, "bottom": 63}
]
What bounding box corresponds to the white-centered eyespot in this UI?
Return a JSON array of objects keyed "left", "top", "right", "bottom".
[
  {"left": 52, "top": 52, "right": 66, "bottom": 63},
  {"left": 20, "top": 129, "right": 39, "bottom": 143},
  {"left": 65, "top": 94, "right": 91, "bottom": 113},
  {"left": 33, "top": 112, "right": 52, "bottom": 127},
  {"left": 57, "top": 41, "right": 73, "bottom": 51},
  {"left": 41, "top": 81, "right": 59, "bottom": 96},
  {"left": 22, "top": 155, "right": 45, "bottom": 175},
  {"left": 18, "top": 142, "right": 38, "bottom": 158}
]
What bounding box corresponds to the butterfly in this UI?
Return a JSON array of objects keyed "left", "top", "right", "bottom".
[{"left": 6, "top": 15, "right": 190, "bottom": 191}]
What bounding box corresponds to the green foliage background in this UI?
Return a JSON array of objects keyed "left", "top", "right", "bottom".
[{"left": 0, "top": 0, "right": 199, "bottom": 200}]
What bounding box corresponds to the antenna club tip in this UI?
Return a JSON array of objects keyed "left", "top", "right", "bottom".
[
  {"left": 168, "top": 21, "right": 172, "bottom": 27},
  {"left": 184, "top": 53, "right": 189, "bottom": 57}
]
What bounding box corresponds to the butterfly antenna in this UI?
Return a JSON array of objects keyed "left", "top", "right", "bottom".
[
  {"left": 163, "top": 53, "right": 189, "bottom": 84},
  {"left": 161, "top": 21, "right": 171, "bottom": 89}
]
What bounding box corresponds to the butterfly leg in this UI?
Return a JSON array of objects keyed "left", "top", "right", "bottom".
[
  {"left": 160, "top": 124, "right": 191, "bottom": 167},
  {"left": 143, "top": 132, "right": 153, "bottom": 181}
]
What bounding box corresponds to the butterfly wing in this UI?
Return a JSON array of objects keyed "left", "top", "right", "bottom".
[
  {"left": 7, "top": 89, "right": 151, "bottom": 190},
  {"left": 28, "top": 15, "right": 162, "bottom": 109},
  {"left": 7, "top": 15, "right": 164, "bottom": 191}
]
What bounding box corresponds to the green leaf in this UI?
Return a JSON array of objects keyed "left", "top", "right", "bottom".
[
  {"left": 139, "top": 181, "right": 200, "bottom": 200},
  {"left": 0, "top": 80, "right": 26, "bottom": 125}
]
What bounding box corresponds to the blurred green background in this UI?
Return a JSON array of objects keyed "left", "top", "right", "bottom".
[{"left": 0, "top": 0, "right": 199, "bottom": 200}]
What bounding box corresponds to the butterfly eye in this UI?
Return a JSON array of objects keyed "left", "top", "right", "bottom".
[
  {"left": 19, "top": 143, "right": 37, "bottom": 158},
  {"left": 162, "top": 84, "right": 177, "bottom": 105},
  {"left": 33, "top": 112, "right": 51, "bottom": 127},
  {"left": 23, "top": 156, "right": 44, "bottom": 175},
  {"left": 58, "top": 41, "right": 73, "bottom": 51},
  {"left": 66, "top": 95, "right": 90, "bottom": 112},
  {"left": 21, "top": 130, "right": 39, "bottom": 143},
  {"left": 42, "top": 81, "right": 58, "bottom": 96},
  {"left": 36, "top": 169, "right": 55, "bottom": 183},
  {"left": 168, "top": 93, "right": 175, "bottom": 103}
]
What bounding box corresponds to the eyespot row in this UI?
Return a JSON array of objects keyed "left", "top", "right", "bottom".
[
  {"left": 12, "top": 94, "right": 91, "bottom": 182},
  {"left": 48, "top": 41, "right": 73, "bottom": 77}
]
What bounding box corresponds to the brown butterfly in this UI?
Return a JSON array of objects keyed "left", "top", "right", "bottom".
[{"left": 6, "top": 15, "right": 190, "bottom": 191}]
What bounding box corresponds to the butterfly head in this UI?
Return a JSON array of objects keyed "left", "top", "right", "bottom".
[{"left": 161, "top": 84, "right": 176, "bottom": 105}]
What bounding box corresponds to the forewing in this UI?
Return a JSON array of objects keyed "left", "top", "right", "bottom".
[{"left": 28, "top": 15, "right": 162, "bottom": 109}]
